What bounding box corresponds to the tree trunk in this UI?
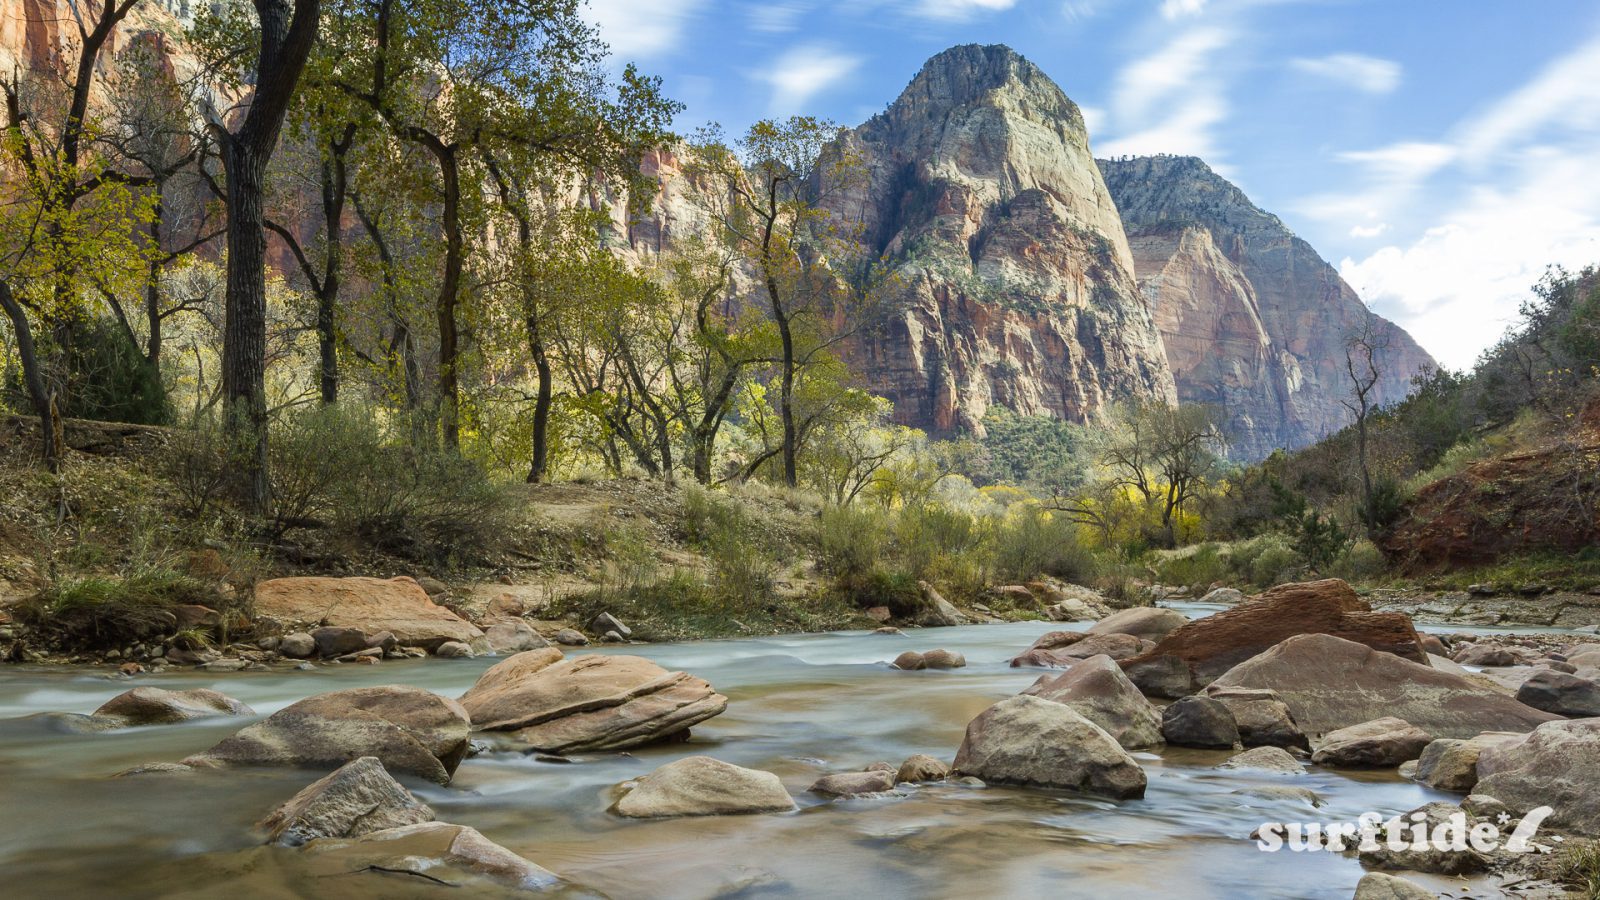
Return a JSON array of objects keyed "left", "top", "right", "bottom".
[
  {"left": 221, "top": 139, "right": 271, "bottom": 510},
  {"left": 527, "top": 322, "right": 552, "bottom": 483},
  {"left": 144, "top": 193, "right": 163, "bottom": 367},
  {"left": 777, "top": 313, "right": 798, "bottom": 487},
  {"left": 428, "top": 141, "right": 463, "bottom": 449},
  {"left": 0, "top": 283, "right": 59, "bottom": 472}
]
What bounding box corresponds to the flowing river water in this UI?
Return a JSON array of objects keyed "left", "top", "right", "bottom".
[{"left": 0, "top": 609, "right": 1565, "bottom": 899}]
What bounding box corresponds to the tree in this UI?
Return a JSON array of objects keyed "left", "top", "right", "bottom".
[
  {"left": 1343, "top": 309, "right": 1387, "bottom": 531},
  {"left": 689, "top": 118, "right": 877, "bottom": 487},
  {"left": 0, "top": 0, "right": 159, "bottom": 470},
  {"left": 197, "top": 0, "right": 322, "bottom": 509}
]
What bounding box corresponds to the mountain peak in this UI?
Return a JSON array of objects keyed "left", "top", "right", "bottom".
[{"left": 877, "top": 44, "right": 1083, "bottom": 132}]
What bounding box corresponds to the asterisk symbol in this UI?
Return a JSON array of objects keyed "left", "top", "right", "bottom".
[{"left": 1496, "top": 812, "right": 1512, "bottom": 825}]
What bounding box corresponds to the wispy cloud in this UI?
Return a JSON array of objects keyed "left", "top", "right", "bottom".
[
  {"left": 915, "top": 0, "right": 1017, "bottom": 21},
  {"left": 761, "top": 45, "right": 863, "bottom": 115},
  {"left": 1097, "top": 26, "right": 1234, "bottom": 162},
  {"left": 586, "top": 0, "right": 706, "bottom": 61},
  {"left": 1160, "top": 0, "right": 1207, "bottom": 20},
  {"left": 1290, "top": 53, "right": 1402, "bottom": 94}
]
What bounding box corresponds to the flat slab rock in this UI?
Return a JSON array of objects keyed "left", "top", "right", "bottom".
[
  {"left": 459, "top": 649, "right": 728, "bottom": 753},
  {"left": 254, "top": 576, "right": 482, "bottom": 650},
  {"left": 1207, "top": 633, "right": 1559, "bottom": 740},
  {"left": 185, "top": 685, "right": 471, "bottom": 785},
  {"left": 613, "top": 756, "right": 796, "bottom": 817}
]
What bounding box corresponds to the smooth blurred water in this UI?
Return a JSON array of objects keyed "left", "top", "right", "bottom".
[{"left": 0, "top": 615, "right": 1530, "bottom": 898}]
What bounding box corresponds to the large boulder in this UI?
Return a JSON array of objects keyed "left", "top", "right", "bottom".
[
  {"left": 1010, "top": 633, "right": 1152, "bottom": 667},
  {"left": 1475, "top": 718, "right": 1600, "bottom": 835},
  {"left": 613, "top": 756, "right": 796, "bottom": 817},
  {"left": 1087, "top": 607, "right": 1188, "bottom": 642},
  {"left": 1022, "top": 655, "right": 1162, "bottom": 749},
  {"left": 1412, "top": 733, "right": 1522, "bottom": 792},
  {"left": 1204, "top": 687, "right": 1308, "bottom": 750},
  {"left": 1123, "top": 653, "right": 1197, "bottom": 698},
  {"left": 459, "top": 650, "right": 727, "bottom": 753},
  {"left": 952, "top": 695, "right": 1146, "bottom": 799},
  {"left": 482, "top": 618, "right": 549, "bottom": 655},
  {"left": 1515, "top": 669, "right": 1600, "bottom": 717},
  {"left": 93, "top": 687, "right": 254, "bottom": 726},
  {"left": 1309, "top": 717, "right": 1432, "bottom": 768},
  {"left": 1206, "top": 633, "right": 1561, "bottom": 740},
  {"left": 916, "top": 581, "right": 966, "bottom": 626},
  {"left": 185, "top": 686, "right": 471, "bottom": 785},
  {"left": 300, "top": 822, "right": 558, "bottom": 890},
  {"left": 259, "top": 757, "right": 435, "bottom": 846},
  {"left": 1120, "top": 579, "right": 1428, "bottom": 688},
  {"left": 254, "top": 576, "right": 483, "bottom": 651},
  {"left": 1160, "top": 696, "right": 1240, "bottom": 749}
]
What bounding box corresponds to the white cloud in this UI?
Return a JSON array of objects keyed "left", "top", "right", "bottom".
[
  {"left": 1349, "top": 223, "right": 1389, "bottom": 238},
  {"left": 1338, "top": 142, "right": 1456, "bottom": 182},
  {"left": 1290, "top": 53, "right": 1402, "bottom": 94},
  {"left": 916, "top": 0, "right": 1017, "bottom": 20},
  {"left": 1078, "top": 104, "right": 1107, "bottom": 137},
  {"left": 761, "top": 45, "right": 863, "bottom": 115},
  {"left": 586, "top": 0, "right": 706, "bottom": 61},
  {"left": 748, "top": 3, "right": 807, "bottom": 33},
  {"left": 1097, "top": 27, "right": 1233, "bottom": 161},
  {"left": 1457, "top": 32, "right": 1600, "bottom": 166},
  {"left": 1160, "top": 0, "right": 1206, "bottom": 19}
]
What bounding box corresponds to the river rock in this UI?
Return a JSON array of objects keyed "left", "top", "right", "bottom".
[
  {"left": 1357, "top": 802, "right": 1488, "bottom": 875},
  {"left": 1206, "top": 633, "right": 1561, "bottom": 740},
  {"left": 921, "top": 649, "right": 966, "bottom": 669},
  {"left": 1310, "top": 717, "right": 1432, "bottom": 768},
  {"left": 1514, "top": 669, "right": 1600, "bottom": 717},
  {"left": 916, "top": 581, "right": 966, "bottom": 627},
  {"left": 1412, "top": 733, "right": 1522, "bottom": 792},
  {"left": 459, "top": 650, "right": 727, "bottom": 753},
  {"left": 1217, "top": 746, "right": 1303, "bottom": 775},
  {"left": 480, "top": 618, "right": 547, "bottom": 654},
  {"left": 590, "top": 612, "right": 631, "bottom": 638},
  {"left": 1475, "top": 718, "right": 1600, "bottom": 835},
  {"left": 1453, "top": 642, "right": 1534, "bottom": 667},
  {"left": 952, "top": 695, "right": 1146, "bottom": 799},
  {"left": 435, "top": 641, "right": 474, "bottom": 659},
  {"left": 1160, "top": 696, "right": 1240, "bottom": 749},
  {"left": 1088, "top": 607, "right": 1188, "bottom": 642},
  {"left": 1353, "top": 872, "right": 1436, "bottom": 900},
  {"left": 1010, "top": 633, "right": 1152, "bottom": 667},
  {"left": 1122, "top": 653, "right": 1196, "bottom": 698},
  {"left": 184, "top": 685, "right": 471, "bottom": 785},
  {"left": 1204, "top": 687, "right": 1309, "bottom": 750},
  {"left": 613, "top": 756, "right": 796, "bottom": 817},
  {"left": 300, "top": 822, "right": 558, "bottom": 890},
  {"left": 810, "top": 768, "right": 897, "bottom": 797},
  {"left": 553, "top": 628, "right": 588, "bottom": 646},
  {"left": 259, "top": 756, "right": 435, "bottom": 846},
  {"left": 279, "top": 632, "right": 316, "bottom": 659},
  {"left": 311, "top": 627, "right": 369, "bottom": 659},
  {"left": 1022, "top": 654, "right": 1162, "bottom": 749},
  {"left": 254, "top": 576, "right": 483, "bottom": 651},
  {"left": 896, "top": 754, "right": 951, "bottom": 783},
  {"left": 1198, "top": 587, "right": 1244, "bottom": 605},
  {"left": 93, "top": 687, "right": 254, "bottom": 726},
  {"left": 1121, "top": 579, "right": 1428, "bottom": 688},
  {"left": 892, "top": 651, "right": 926, "bottom": 670}
]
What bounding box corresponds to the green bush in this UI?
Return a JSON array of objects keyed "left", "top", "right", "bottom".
[
  {"left": 991, "top": 507, "right": 1092, "bottom": 583},
  {"left": 1250, "top": 542, "right": 1305, "bottom": 587},
  {"left": 19, "top": 569, "right": 220, "bottom": 650},
  {"left": 817, "top": 505, "right": 887, "bottom": 578},
  {"left": 895, "top": 503, "right": 982, "bottom": 581},
  {"left": 835, "top": 566, "right": 924, "bottom": 617},
  {"left": 1151, "top": 544, "right": 1229, "bottom": 592},
  {"left": 1329, "top": 539, "right": 1388, "bottom": 582}
]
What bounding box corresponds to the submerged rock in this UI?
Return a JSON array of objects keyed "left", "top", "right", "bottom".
[
  {"left": 92, "top": 687, "right": 254, "bottom": 726},
  {"left": 952, "top": 695, "right": 1146, "bottom": 799},
  {"left": 300, "top": 822, "right": 558, "bottom": 891},
  {"left": 459, "top": 650, "right": 727, "bottom": 753},
  {"left": 1217, "top": 746, "right": 1303, "bottom": 775},
  {"left": 895, "top": 754, "right": 951, "bottom": 784},
  {"left": 613, "top": 756, "right": 796, "bottom": 818},
  {"left": 809, "top": 769, "right": 897, "bottom": 797},
  {"left": 259, "top": 756, "right": 434, "bottom": 846},
  {"left": 184, "top": 685, "right": 471, "bottom": 785}
]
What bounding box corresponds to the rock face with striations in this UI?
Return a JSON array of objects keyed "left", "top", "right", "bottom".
[
  {"left": 821, "top": 44, "right": 1176, "bottom": 434},
  {"left": 1100, "top": 155, "right": 1435, "bottom": 458}
]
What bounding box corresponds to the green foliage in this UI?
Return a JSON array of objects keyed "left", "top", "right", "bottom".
[
  {"left": 991, "top": 506, "right": 1093, "bottom": 584},
  {"left": 1556, "top": 841, "right": 1600, "bottom": 900},
  {"left": 57, "top": 317, "right": 168, "bottom": 424},
  {"left": 1358, "top": 476, "right": 1409, "bottom": 535},
  {"left": 19, "top": 569, "right": 218, "bottom": 650},
  {"left": 960, "top": 408, "right": 1085, "bottom": 490},
  {"left": 817, "top": 504, "right": 888, "bottom": 579}
]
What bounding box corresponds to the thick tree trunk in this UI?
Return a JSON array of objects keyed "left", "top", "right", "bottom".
[
  {"left": 434, "top": 145, "right": 463, "bottom": 449},
  {"left": 777, "top": 314, "right": 798, "bottom": 487},
  {"left": 144, "top": 194, "right": 163, "bottom": 367},
  {"left": 221, "top": 140, "right": 271, "bottom": 510},
  {"left": 527, "top": 323, "right": 552, "bottom": 483}
]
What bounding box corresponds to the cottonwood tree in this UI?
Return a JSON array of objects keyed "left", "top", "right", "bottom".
[
  {"left": 688, "top": 118, "right": 879, "bottom": 487},
  {"left": 1343, "top": 309, "right": 1388, "bottom": 530},
  {"left": 0, "top": 0, "right": 159, "bottom": 470},
  {"left": 195, "top": 0, "right": 322, "bottom": 509}
]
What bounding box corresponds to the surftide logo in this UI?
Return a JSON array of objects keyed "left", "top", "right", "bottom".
[{"left": 1255, "top": 807, "right": 1555, "bottom": 854}]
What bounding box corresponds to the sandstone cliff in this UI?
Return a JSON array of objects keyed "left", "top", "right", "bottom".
[
  {"left": 821, "top": 45, "right": 1176, "bottom": 434},
  {"left": 1100, "top": 155, "right": 1436, "bottom": 457}
]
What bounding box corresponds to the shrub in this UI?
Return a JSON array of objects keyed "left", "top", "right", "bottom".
[
  {"left": 1556, "top": 841, "right": 1600, "bottom": 900},
  {"left": 1152, "top": 544, "right": 1229, "bottom": 592},
  {"left": 19, "top": 569, "right": 220, "bottom": 650},
  {"left": 835, "top": 566, "right": 924, "bottom": 617},
  {"left": 991, "top": 507, "right": 1092, "bottom": 583},
  {"left": 895, "top": 503, "right": 982, "bottom": 581},
  {"left": 1328, "top": 539, "right": 1388, "bottom": 582},
  {"left": 817, "top": 505, "right": 887, "bottom": 578},
  {"left": 1359, "top": 477, "right": 1409, "bottom": 535},
  {"left": 1250, "top": 542, "right": 1305, "bottom": 587}
]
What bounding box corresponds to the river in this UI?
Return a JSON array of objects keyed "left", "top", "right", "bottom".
[{"left": 0, "top": 610, "right": 1559, "bottom": 898}]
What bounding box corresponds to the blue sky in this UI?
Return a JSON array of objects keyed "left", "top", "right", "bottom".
[{"left": 587, "top": 0, "right": 1600, "bottom": 370}]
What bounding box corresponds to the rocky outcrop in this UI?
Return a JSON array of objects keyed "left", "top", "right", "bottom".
[
  {"left": 93, "top": 687, "right": 253, "bottom": 726},
  {"left": 1121, "top": 579, "right": 1427, "bottom": 689},
  {"left": 185, "top": 686, "right": 472, "bottom": 785},
  {"left": 613, "top": 756, "right": 796, "bottom": 818},
  {"left": 952, "top": 694, "right": 1146, "bottom": 798},
  {"left": 458, "top": 650, "right": 727, "bottom": 753},
  {"left": 1207, "top": 633, "right": 1561, "bottom": 739},
  {"left": 1101, "top": 156, "right": 1434, "bottom": 458},
  {"left": 818, "top": 44, "right": 1175, "bottom": 435},
  {"left": 259, "top": 757, "right": 435, "bottom": 846},
  {"left": 254, "top": 577, "right": 483, "bottom": 651}
]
